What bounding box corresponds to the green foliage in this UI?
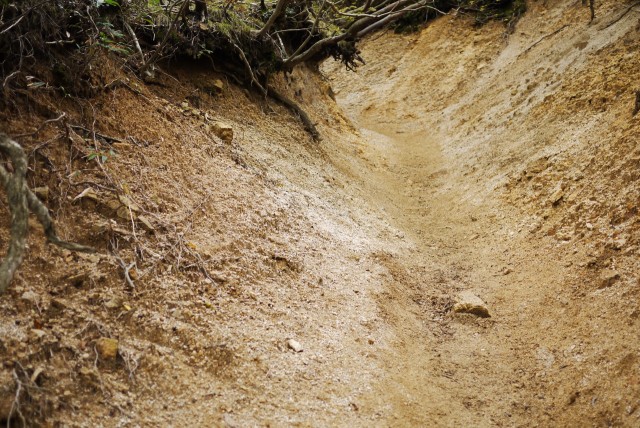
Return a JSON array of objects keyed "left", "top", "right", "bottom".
[
  {"left": 97, "top": 22, "right": 131, "bottom": 54},
  {"left": 460, "top": 0, "right": 527, "bottom": 24},
  {"left": 394, "top": 0, "right": 526, "bottom": 32},
  {"left": 86, "top": 148, "right": 116, "bottom": 164},
  {"left": 0, "top": 0, "right": 528, "bottom": 100}
]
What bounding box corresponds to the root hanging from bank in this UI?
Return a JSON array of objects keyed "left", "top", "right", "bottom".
[
  {"left": 267, "top": 86, "right": 320, "bottom": 141},
  {"left": 0, "top": 133, "right": 95, "bottom": 293}
]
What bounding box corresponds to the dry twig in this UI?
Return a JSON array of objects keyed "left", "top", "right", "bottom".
[
  {"left": 115, "top": 255, "right": 136, "bottom": 290},
  {"left": 14, "top": 112, "right": 66, "bottom": 138}
]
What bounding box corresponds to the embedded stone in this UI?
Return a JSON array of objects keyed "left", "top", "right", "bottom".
[{"left": 453, "top": 291, "right": 490, "bottom": 318}]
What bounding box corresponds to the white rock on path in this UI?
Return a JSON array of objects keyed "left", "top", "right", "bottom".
[
  {"left": 20, "top": 290, "right": 39, "bottom": 303},
  {"left": 287, "top": 339, "right": 303, "bottom": 352},
  {"left": 207, "top": 121, "right": 234, "bottom": 143},
  {"left": 453, "top": 291, "right": 490, "bottom": 318}
]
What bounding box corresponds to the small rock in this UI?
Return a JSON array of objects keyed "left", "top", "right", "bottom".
[
  {"left": 211, "top": 79, "right": 224, "bottom": 93},
  {"left": 49, "top": 298, "right": 68, "bottom": 311},
  {"left": 599, "top": 269, "right": 620, "bottom": 289},
  {"left": 118, "top": 194, "right": 141, "bottom": 212},
  {"left": 287, "top": 339, "right": 303, "bottom": 353},
  {"left": 30, "top": 329, "right": 47, "bottom": 339},
  {"left": 207, "top": 121, "right": 234, "bottom": 143},
  {"left": 137, "top": 214, "right": 155, "bottom": 232},
  {"left": 453, "top": 291, "right": 490, "bottom": 318},
  {"left": 34, "top": 186, "right": 50, "bottom": 200},
  {"left": 586, "top": 222, "right": 594, "bottom": 230},
  {"left": 609, "top": 238, "right": 627, "bottom": 250},
  {"left": 95, "top": 337, "right": 119, "bottom": 361},
  {"left": 116, "top": 206, "right": 131, "bottom": 220},
  {"left": 102, "top": 198, "right": 121, "bottom": 212},
  {"left": 111, "top": 142, "right": 131, "bottom": 151},
  {"left": 20, "top": 290, "right": 39, "bottom": 303},
  {"left": 104, "top": 297, "right": 123, "bottom": 310},
  {"left": 73, "top": 187, "right": 99, "bottom": 203},
  {"left": 550, "top": 188, "right": 564, "bottom": 205}
]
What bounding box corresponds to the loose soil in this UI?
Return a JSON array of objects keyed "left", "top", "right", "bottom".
[{"left": 1, "top": 0, "right": 639, "bottom": 426}]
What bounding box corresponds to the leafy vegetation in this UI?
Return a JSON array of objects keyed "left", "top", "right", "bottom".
[{"left": 0, "top": 0, "right": 527, "bottom": 98}]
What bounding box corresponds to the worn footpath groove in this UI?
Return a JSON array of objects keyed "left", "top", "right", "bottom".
[{"left": 325, "top": 1, "right": 640, "bottom": 425}]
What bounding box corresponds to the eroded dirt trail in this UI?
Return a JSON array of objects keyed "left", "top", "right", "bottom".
[
  {"left": 323, "top": 1, "right": 640, "bottom": 425},
  {"left": 335, "top": 89, "right": 540, "bottom": 426}
]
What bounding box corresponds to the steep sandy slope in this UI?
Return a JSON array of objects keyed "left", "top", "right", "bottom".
[
  {"left": 324, "top": 0, "right": 640, "bottom": 425},
  {"left": 0, "top": 60, "right": 408, "bottom": 425}
]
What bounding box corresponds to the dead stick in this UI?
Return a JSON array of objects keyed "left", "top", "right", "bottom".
[
  {"left": 115, "top": 256, "right": 136, "bottom": 289},
  {"left": 14, "top": 112, "right": 66, "bottom": 138}
]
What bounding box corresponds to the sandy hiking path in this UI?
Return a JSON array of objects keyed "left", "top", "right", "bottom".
[{"left": 323, "top": 1, "right": 640, "bottom": 425}]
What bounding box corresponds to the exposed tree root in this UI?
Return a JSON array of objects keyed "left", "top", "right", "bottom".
[
  {"left": 0, "top": 134, "right": 28, "bottom": 294},
  {"left": 267, "top": 86, "right": 320, "bottom": 141},
  {"left": 0, "top": 133, "right": 95, "bottom": 293},
  {"left": 600, "top": 1, "right": 640, "bottom": 30}
]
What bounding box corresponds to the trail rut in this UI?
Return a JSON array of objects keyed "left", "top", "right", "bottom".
[{"left": 324, "top": 1, "right": 640, "bottom": 425}]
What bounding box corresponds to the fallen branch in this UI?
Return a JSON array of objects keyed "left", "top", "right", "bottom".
[
  {"left": 3, "top": 70, "right": 21, "bottom": 91},
  {"left": 232, "top": 42, "right": 267, "bottom": 96},
  {"left": 0, "top": 133, "right": 95, "bottom": 293},
  {"left": 139, "top": 0, "right": 190, "bottom": 76},
  {"left": 255, "top": 0, "right": 290, "bottom": 38},
  {"left": 123, "top": 21, "right": 145, "bottom": 64},
  {"left": 9, "top": 369, "right": 27, "bottom": 427}
]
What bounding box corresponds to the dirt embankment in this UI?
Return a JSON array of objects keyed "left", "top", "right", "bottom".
[
  {"left": 0, "top": 56, "right": 406, "bottom": 424},
  {"left": 1, "top": 0, "right": 639, "bottom": 426}
]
